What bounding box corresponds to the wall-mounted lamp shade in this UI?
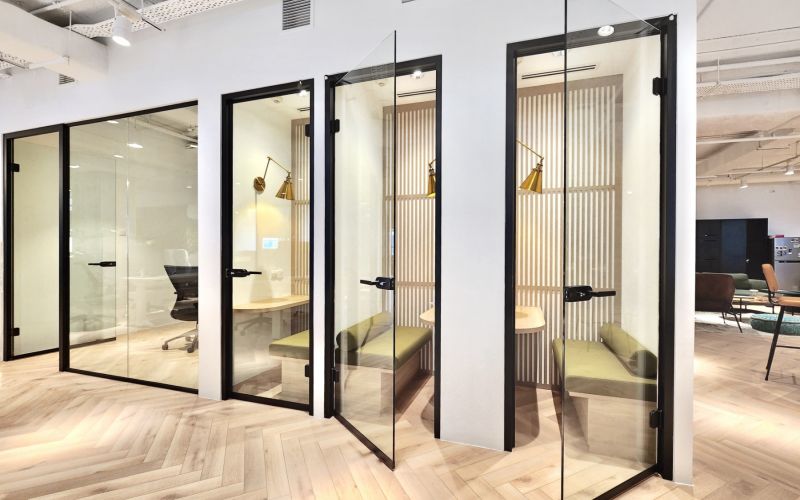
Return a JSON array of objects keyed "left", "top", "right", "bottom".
[
  {"left": 275, "top": 175, "right": 294, "bottom": 200},
  {"left": 254, "top": 156, "right": 294, "bottom": 200},
  {"left": 517, "top": 140, "right": 545, "bottom": 194},
  {"left": 111, "top": 16, "right": 133, "bottom": 47},
  {"left": 426, "top": 159, "right": 436, "bottom": 198}
]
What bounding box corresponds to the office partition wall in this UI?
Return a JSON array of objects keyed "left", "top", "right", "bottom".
[
  {"left": 65, "top": 102, "right": 200, "bottom": 392},
  {"left": 3, "top": 126, "right": 65, "bottom": 360},
  {"left": 221, "top": 80, "right": 314, "bottom": 412},
  {"left": 505, "top": 6, "right": 676, "bottom": 499}
]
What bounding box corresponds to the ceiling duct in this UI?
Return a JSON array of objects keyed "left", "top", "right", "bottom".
[
  {"left": 282, "top": 0, "right": 311, "bottom": 30},
  {"left": 521, "top": 64, "right": 597, "bottom": 80},
  {"left": 58, "top": 74, "right": 75, "bottom": 84}
]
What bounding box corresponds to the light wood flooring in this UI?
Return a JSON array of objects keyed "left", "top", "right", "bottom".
[{"left": 0, "top": 313, "right": 798, "bottom": 498}]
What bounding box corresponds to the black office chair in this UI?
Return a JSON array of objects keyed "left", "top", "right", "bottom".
[{"left": 163, "top": 265, "right": 199, "bottom": 353}]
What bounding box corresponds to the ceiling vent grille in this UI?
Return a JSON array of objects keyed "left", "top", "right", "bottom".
[
  {"left": 283, "top": 0, "right": 311, "bottom": 30},
  {"left": 59, "top": 74, "right": 75, "bottom": 85}
]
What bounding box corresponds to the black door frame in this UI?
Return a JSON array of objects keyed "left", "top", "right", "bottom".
[
  {"left": 3, "top": 124, "right": 67, "bottom": 361},
  {"left": 60, "top": 100, "right": 200, "bottom": 394},
  {"left": 220, "top": 79, "right": 315, "bottom": 414},
  {"left": 323, "top": 55, "right": 443, "bottom": 468},
  {"left": 503, "top": 15, "right": 678, "bottom": 496}
]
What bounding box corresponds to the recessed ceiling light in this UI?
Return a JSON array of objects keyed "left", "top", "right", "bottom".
[
  {"left": 107, "top": 120, "right": 119, "bottom": 124},
  {"left": 411, "top": 69, "right": 423, "bottom": 80},
  {"left": 597, "top": 25, "right": 615, "bottom": 37},
  {"left": 739, "top": 179, "right": 749, "bottom": 189},
  {"left": 69, "top": 164, "right": 80, "bottom": 169},
  {"left": 186, "top": 143, "right": 198, "bottom": 149},
  {"left": 786, "top": 166, "right": 795, "bottom": 176},
  {"left": 185, "top": 185, "right": 192, "bottom": 189},
  {"left": 127, "top": 142, "right": 143, "bottom": 149},
  {"left": 111, "top": 15, "right": 132, "bottom": 47},
  {"left": 299, "top": 89, "right": 308, "bottom": 96},
  {"left": 112, "top": 154, "right": 124, "bottom": 159}
]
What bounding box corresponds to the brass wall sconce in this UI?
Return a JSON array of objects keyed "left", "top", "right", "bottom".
[
  {"left": 426, "top": 159, "right": 436, "bottom": 198},
  {"left": 517, "top": 140, "right": 545, "bottom": 194},
  {"left": 254, "top": 156, "right": 294, "bottom": 200}
]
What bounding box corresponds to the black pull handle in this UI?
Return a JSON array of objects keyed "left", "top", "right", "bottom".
[
  {"left": 226, "top": 268, "right": 262, "bottom": 278},
  {"left": 88, "top": 261, "right": 116, "bottom": 267},
  {"left": 360, "top": 277, "right": 395, "bottom": 290},
  {"left": 564, "top": 285, "right": 616, "bottom": 302}
]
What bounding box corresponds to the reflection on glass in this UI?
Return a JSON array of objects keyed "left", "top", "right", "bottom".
[
  {"left": 69, "top": 106, "right": 199, "bottom": 390},
  {"left": 333, "top": 33, "right": 396, "bottom": 464},
  {"left": 230, "top": 87, "right": 311, "bottom": 405},
  {"left": 562, "top": 2, "right": 661, "bottom": 497},
  {"left": 11, "top": 132, "right": 60, "bottom": 357}
]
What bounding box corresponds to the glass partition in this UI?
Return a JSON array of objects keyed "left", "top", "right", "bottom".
[
  {"left": 562, "top": 2, "right": 662, "bottom": 497},
  {"left": 7, "top": 131, "right": 61, "bottom": 358},
  {"left": 68, "top": 104, "right": 199, "bottom": 390},
  {"left": 332, "top": 32, "right": 397, "bottom": 467},
  {"left": 228, "top": 82, "right": 312, "bottom": 408}
]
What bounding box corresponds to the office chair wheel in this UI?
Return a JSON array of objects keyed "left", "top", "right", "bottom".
[{"left": 162, "top": 343, "right": 169, "bottom": 350}]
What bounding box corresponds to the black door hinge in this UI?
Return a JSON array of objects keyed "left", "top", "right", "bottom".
[
  {"left": 649, "top": 408, "right": 663, "bottom": 429},
  {"left": 652, "top": 77, "right": 667, "bottom": 96},
  {"left": 332, "top": 367, "right": 340, "bottom": 383},
  {"left": 331, "top": 119, "right": 341, "bottom": 134},
  {"left": 10, "top": 163, "right": 20, "bottom": 173},
  {"left": 304, "top": 364, "right": 310, "bottom": 378},
  {"left": 12, "top": 327, "right": 20, "bottom": 337},
  {"left": 304, "top": 123, "right": 311, "bottom": 138}
]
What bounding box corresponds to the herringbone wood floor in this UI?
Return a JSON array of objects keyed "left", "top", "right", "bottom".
[{"left": 0, "top": 314, "right": 798, "bottom": 499}]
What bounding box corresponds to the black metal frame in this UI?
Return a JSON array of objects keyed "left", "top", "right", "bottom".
[
  {"left": 60, "top": 100, "right": 201, "bottom": 395},
  {"left": 220, "top": 79, "right": 315, "bottom": 414},
  {"left": 3, "top": 124, "right": 66, "bottom": 361},
  {"left": 323, "top": 54, "right": 443, "bottom": 468},
  {"left": 504, "top": 14, "right": 678, "bottom": 494}
]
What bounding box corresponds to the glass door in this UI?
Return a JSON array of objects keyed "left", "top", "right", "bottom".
[
  {"left": 69, "top": 122, "right": 124, "bottom": 376},
  {"left": 5, "top": 130, "right": 61, "bottom": 358},
  {"left": 561, "top": 2, "right": 663, "bottom": 497},
  {"left": 332, "top": 32, "right": 397, "bottom": 468}
]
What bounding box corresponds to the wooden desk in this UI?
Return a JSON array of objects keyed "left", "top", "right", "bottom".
[
  {"left": 233, "top": 295, "right": 309, "bottom": 339},
  {"left": 419, "top": 305, "right": 545, "bottom": 334}
]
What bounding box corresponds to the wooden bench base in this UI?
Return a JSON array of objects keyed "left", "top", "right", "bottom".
[
  {"left": 569, "top": 392, "right": 657, "bottom": 464},
  {"left": 338, "top": 350, "right": 423, "bottom": 418}
]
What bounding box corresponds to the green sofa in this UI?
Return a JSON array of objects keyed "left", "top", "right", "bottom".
[{"left": 725, "top": 273, "right": 767, "bottom": 296}]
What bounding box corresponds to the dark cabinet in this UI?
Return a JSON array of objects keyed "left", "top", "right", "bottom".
[{"left": 696, "top": 218, "right": 770, "bottom": 279}]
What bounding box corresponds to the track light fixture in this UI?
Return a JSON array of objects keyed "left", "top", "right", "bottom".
[
  {"left": 111, "top": 15, "right": 133, "bottom": 47},
  {"left": 254, "top": 156, "right": 294, "bottom": 200}
]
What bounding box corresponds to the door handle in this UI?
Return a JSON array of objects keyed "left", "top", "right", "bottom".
[
  {"left": 360, "top": 277, "right": 395, "bottom": 290},
  {"left": 226, "top": 268, "right": 262, "bottom": 278},
  {"left": 88, "top": 261, "right": 116, "bottom": 267},
  {"left": 564, "top": 285, "right": 616, "bottom": 303}
]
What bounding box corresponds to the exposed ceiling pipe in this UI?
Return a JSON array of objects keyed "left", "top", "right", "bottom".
[
  {"left": 698, "top": 133, "right": 800, "bottom": 145},
  {"left": 697, "top": 55, "right": 800, "bottom": 74},
  {"left": 30, "top": 0, "right": 92, "bottom": 16}
]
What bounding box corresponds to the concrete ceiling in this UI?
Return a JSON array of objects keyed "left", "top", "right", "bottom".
[{"left": 697, "top": 0, "right": 800, "bottom": 187}]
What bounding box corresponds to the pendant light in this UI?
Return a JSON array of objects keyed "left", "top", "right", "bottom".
[
  {"left": 517, "top": 140, "right": 545, "bottom": 194},
  {"left": 426, "top": 159, "right": 436, "bottom": 198},
  {"left": 111, "top": 14, "right": 133, "bottom": 47},
  {"left": 254, "top": 156, "right": 294, "bottom": 201}
]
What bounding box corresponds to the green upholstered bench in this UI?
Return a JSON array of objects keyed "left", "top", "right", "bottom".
[
  {"left": 268, "top": 329, "right": 310, "bottom": 359},
  {"left": 266, "top": 330, "right": 310, "bottom": 401},
  {"left": 751, "top": 313, "right": 800, "bottom": 335},
  {"left": 726, "top": 273, "right": 768, "bottom": 296},
  {"left": 552, "top": 323, "right": 657, "bottom": 463}
]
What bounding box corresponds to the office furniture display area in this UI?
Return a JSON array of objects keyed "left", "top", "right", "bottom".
[
  {"left": 222, "top": 81, "right": 313, "bottom": 410},
  {"left": 3, "top": 128, "right": 62, "bottom": 360},
  {"left": 505, "top": 7, "right": 675, "bottom": 498},
  {"left": 325, "top": 33, "right": 442, "bottom": 469},
  {"left": 66, "top": 104, "right": 200, "bottom": 391},
  {"left": 696, "top": 218, "right": 770, "bottom": 279}
]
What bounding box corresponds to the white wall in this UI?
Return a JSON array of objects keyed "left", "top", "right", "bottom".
[
  {"left": 697, "top": 183, "right": 800, "bottom": 236},
  {"left": 0, "top": 0, "right": 696, "bottom": 481}
]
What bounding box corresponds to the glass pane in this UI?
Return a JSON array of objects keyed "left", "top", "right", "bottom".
[
  {"left": 11, "top": 132, "right": 60, "bottom": 356},
  {"left": 230, "top": 86, "right": 312, "bottom": 405},
  {"left": 124, "top": 108, "right": 199, "bottom": 389},
  {"left": 69, "top": 122, "right": 124, "bottom": 377},
  {"left": 562, "top": 2, "right": 661, "bottom": 497},
  {"left": 333, "top": 32, "right": 396, "bottom": 464}
]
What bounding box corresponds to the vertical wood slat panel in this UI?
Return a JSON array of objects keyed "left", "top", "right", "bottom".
[
  {"left": 516, "top": 77, "right": 621, "bottom": 386},
  {"left": 383, "top": 102, "right": 437, "bottom": 371},
  {"left": 291, "top": 118, "right": 311, "bottom": 331}
]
